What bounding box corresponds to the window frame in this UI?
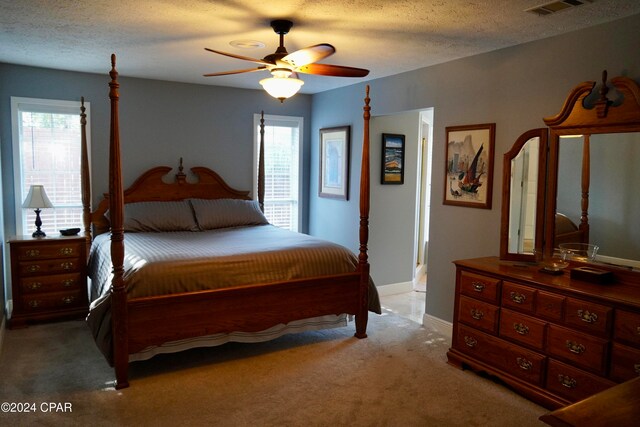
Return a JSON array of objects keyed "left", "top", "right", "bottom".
[
  {"left": 253, "top": 113, "right": 303, "bottom": 232},
  {"left": 10, "top": 97, "right": 91, "bottom": 236}
]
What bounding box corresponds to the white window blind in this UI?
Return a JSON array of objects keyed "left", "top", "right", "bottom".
[
  {"left": 11, "top": 97, "right": 90, "bottom": 236},
  {"left": 254, "top": 115, "right": 302, "bottom": 232}
]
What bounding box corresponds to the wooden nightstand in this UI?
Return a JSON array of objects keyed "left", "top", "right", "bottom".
[{"left": 8, "top": 235, "right": 88, "bottom": 328}]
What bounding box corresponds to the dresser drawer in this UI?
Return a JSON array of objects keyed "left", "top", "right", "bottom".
[
  {"left": 456, "top": 324, "right": 545, "bottom": 386},
  {"left": 15, "top": 240, "right": 83, "bottom": 260},
  {"left": 547, "top": 324, "right": 608, "bottom": 375},
  {"left": 614, "top": 309, "right": 640, "bottom": 347},
  {"left": 499, "top": 308, "right": 547, "bottom": 351},
  {"left": 610, "top": 343, "right": 640, "bottom": 382},
  {"left": 18, "top": 258, "right": 81, "bottom": 276},
  {"left": 458, "top": 295, "right": 499, "bottom": 335},
  {"left": 21, "top": 289, "right": 85, "bottom": 312},
  {"left": 565, "top": 298, "right": 612, "bottom": 337},
  {"left": 546, "top": 359, "right": 615, "bottom": 403},
  {"left": 535, "top": 290, "right": 565, "bottom": 322},
  {"left": 502, "top": 281, "right": 536, "bottom": 313},
  {"left": 19, "top": 272, "right": 83, "bottom": 294},
  {"left": 459, "top": 271, "right": 500, "bottom": 303}
]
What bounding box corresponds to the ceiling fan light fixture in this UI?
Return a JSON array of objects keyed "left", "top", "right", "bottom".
[{"left": 259, "top": 71, "right": 304, "bottom": 102}]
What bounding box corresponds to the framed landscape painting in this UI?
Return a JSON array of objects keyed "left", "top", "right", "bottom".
[
  {"left": 444, "top": 123, "right": 495, "bottom": 209},
  {"left": 319, "top": 126, "right": 350, "bottom": 200},
  {"left": 381, "top": 133, "right": 405, "bottom": 185}
]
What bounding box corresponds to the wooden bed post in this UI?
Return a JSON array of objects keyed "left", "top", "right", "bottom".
[
  {"left": 80, "top": 97, "right": 91, "bottom": 257},
  {"left": 355, "top": 85, "right": 371, "bottom": 339},
  {"left": 258, "top": 111, "right": 265, "bottom": 212},
  {"left": 108, "top": 54, "right": 129, "bottom": 389}
]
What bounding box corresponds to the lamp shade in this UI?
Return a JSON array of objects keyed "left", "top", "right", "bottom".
[
  {"left": 22, "top": 185, "right": 54, "bottom": 209},
  {"left": 260, "top": 74, "right": 304, "bottom": 102}
]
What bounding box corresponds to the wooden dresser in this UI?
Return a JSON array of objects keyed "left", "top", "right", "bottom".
[
  {"left": 447, "top": 257, "right": 640, "bottom": 409},
  {"left": 8, "top": 235, "right": 88, "bottom": 328}
]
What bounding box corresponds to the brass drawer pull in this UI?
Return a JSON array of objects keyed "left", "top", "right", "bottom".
[
  {"left": 60, "top": 262, "right": 74, "bottom": 270},
  {"left": 59, "top": 247, "right": 74, "bottom": 255},
  {"left": 27, "top": 265, "right": 41, "bottom": 273},
  {"left": 464, "top": 336, "right": 477, "bottom": 348},
  {"left": 513, "top": 323, "right": 529, "bottom": 335},
  {"left": 516, "top": 357, "right": 532, "bottom": 371},
  {"left": 28, "top": 300, "right": 41, "bottom": 308},
  {"left": 510, "top": 291, "right": 526, "bottom": 304},
  {"left": 470, "top": 308, "right": 484, "bottom": 320},
  {"left": 577, "top": 309, "right": 598, "bottom": 324},
  {"left": 558, "top": 374, "right": 577, "bottom": 389},
  {"left": 27, "top": 282, "right": 42, "bottom": 290},
  {"left": 472, "top": 281, "right": 485, "bottom": 292},
  {"left": 61, "top": 296, "right": 75, "bottom": 304},
  {"left": 636, "top": 326, "right": 640, "bottom": 336},
  {"left": 634, "top": 364, "right": 640, "bottom": 375},
  {"left": 26, "top": 249, "right": 40, "bottom": 257},
  {"left": 62, "top": 279, "right": 75, "bottom": 287},
  {"left": 566, "top": 340, "right": 586, "bottom": 355}
]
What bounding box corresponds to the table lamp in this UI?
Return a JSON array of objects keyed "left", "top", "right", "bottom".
[{"left": 22, "top": 185, "right": 54, "bottom": 237}]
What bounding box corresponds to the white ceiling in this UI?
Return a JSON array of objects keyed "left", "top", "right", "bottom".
[{"left": 2, "top": 0, "right": 639, "bottom": 94}]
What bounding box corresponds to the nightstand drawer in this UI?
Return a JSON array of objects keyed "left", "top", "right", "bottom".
[
  {"left": 547, "top": 324, "right": 608, "bottom": 375},
  {"left": 15, "top": 241, "right": 83, "bottom": 260},
  {"left": 546, "top": 359, "right": 615, "bottom": 403},
  {"left": 20, "top": 273, "right": 83, "bottom": 294},
  {"left": 458, "top": 295, "right": 499, "bottom": 335},
  {"left": 21, "top": 289, "right": 85, "bottom": 312},
  {"left": 18, "top": 259, "right": 81, "bottom": 276}
]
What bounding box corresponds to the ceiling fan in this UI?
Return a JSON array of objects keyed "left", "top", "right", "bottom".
[{"left": 203, "top": 19, "right": 369, "bottom": 102}]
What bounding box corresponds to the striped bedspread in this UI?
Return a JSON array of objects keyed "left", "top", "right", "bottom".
[{"left": 88, "top": 224, "right": 370, "bottom": 301}]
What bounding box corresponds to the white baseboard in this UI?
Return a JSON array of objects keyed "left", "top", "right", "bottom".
[
  {"left": 376, "top": 281, "right": 413, "bottom": 296},
  {"left": 422, "top": 313, "right": 452, "bottom": 344}
]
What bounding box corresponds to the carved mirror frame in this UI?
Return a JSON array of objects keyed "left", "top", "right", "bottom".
[
  {"left": 499, "top": 128, "right": 547, "bottom": 261},
  {"left": 543, "top": 71, "right": 640, "bottom": 261}
]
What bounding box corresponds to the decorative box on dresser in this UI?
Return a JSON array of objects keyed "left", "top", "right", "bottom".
[
  {"left": 8, "top": 235, "right": 88, "bottom": 328},
  {"left": 446, "top": 256, "right": 640, "bottom": 410}
]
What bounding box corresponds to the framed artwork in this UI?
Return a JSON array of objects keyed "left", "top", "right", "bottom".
[
  {"left": 381, "top": 133, "right": 405, "bottom": 185},
  {"left": 444, "top": 123, "right": 495, "bottom": 209},
  {"left": 319, "top": 126, "right": 350, "bottom": 200}
]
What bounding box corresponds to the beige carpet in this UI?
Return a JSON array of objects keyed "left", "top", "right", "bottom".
[{"left": 0, "top": 310, "right": 547, "bottom": 426}]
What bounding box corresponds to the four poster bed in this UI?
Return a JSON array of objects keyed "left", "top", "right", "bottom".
[{"left": 81, "top": 55, "right": 378, "bottom": 389}]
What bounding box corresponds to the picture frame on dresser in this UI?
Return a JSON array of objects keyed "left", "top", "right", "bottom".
[{"left": 444, "top": 123, "right": 495, "bottom": 209}]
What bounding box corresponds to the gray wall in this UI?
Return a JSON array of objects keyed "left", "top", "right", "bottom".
[
  {"left": 310, "top": 13, "right": 640, "bottom": 323},
  {"left": 0, "top": 63, "right": 312, "bottom": 303}
]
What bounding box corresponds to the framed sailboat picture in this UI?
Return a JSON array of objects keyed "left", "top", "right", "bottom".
[{"left": 444, "top": 123, "right": 495, "bottom": 209}]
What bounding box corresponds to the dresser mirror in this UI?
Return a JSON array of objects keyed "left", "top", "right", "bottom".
[
  {"left": 501, "top": 72, "right": 640, "bottom": 270},
  {"left": 499, "top": 128, "right": 547, "bottom": 261}
]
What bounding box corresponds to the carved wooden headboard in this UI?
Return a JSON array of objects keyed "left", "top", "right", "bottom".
[{"left": 90, "top": 160, "right": 251, "bottom": 235}]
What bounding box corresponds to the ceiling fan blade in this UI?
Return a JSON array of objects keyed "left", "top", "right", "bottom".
[
  {"left": 296, "top": 63, "right": 370, "bottom": 78},
  {"left": 204, "top": 48, "right": 274, "bottom": 66},
  {"left": 282, "top": 44, "right": 335, "bottom": 68},
  {"left": 203, "top": 66, "right": 267, "bottom": 77}
]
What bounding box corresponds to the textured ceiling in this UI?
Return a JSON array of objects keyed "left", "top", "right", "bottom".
[{"left": 1, "top": 0, "right": 639, "bottom": 94}]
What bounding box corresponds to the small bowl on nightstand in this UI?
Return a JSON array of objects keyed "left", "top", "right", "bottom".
[
  {"left": 59, "top": 228, "right": 81, "bottom": 236},
  {"left": 539, "top": 250, "right": 570, "bottom": 275}
]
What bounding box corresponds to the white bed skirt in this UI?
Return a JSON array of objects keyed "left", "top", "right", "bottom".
[{"left": 129, "top": 314, "right": 349, "bottom": 362}]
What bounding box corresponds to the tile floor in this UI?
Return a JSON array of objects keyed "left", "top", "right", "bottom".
[{"left": 379, "top": 290, "right": 426, "bottom": 324}]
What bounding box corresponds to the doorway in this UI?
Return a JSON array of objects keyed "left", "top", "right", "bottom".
[{"left": 414, "top": 109, "right": 434, "bottom": 292}]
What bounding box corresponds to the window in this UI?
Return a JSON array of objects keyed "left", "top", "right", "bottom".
[
  {"left": 11, "top": 97, "right": 90, "bottom": 236},
  {"left": 254, "top": 114, "right": 303, "bottom": 232}
]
